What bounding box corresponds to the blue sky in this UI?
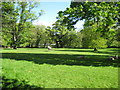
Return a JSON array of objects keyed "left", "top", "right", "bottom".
[{"left": 33, "top": 1, "right": 84, "bottom": 30}]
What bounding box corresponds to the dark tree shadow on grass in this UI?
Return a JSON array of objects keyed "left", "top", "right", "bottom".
[
  {"left": 56, "top": 48, "right": 120, "bottom": 55},
  {"left": 56, "top": 49, "right": 93, "bottom": 53},
  {"left": 2, "top": 76, "right": 42, "bottom": 89},
  {"left": 2, "top": 53, "right": 120, "bottom": 67},
  {"left": 96, "top": 50, "right": 120, "bottom": 55}
]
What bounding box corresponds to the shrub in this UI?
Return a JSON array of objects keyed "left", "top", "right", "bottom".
[{"left": 89, "top": 38, "right": 107, "bottom": 48}]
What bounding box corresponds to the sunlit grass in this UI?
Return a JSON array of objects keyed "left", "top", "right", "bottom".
[
  {"left": 1, "top": 48, "right": 119, "bottom": 88},
  {"left": 2, "top": 48, "right": 119, "bottom": 55}
]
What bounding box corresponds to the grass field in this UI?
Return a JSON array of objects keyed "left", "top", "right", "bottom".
[{"left": 1, "top": 48, "right": 120, "bottom": 88}]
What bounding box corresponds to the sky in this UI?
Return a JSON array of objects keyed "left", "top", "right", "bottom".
[{"left": 33, "top": 1, "right": 84, "bottom": 31}]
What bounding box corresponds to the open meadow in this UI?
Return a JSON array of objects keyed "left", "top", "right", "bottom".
[
  {"left": 1, "top": 48, "right": 120, "bottom": 88},
  {"left": 1, "top": 1, "right": 120, "bottom": 89}
]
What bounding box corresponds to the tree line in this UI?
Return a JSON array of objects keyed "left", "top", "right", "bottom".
[{"left": 1, "top": 1, "right": 120, "bottom": 50}]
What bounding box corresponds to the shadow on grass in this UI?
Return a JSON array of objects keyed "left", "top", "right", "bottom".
[
  {"left": 2, "top": 76, "right": 42, "bottom": 89},
  {"left": 56, "top": 49, "right": 93, "bottom": 52},
  {"left": 56, "top": 48, "right": 120, "bottom": 55},
  {"left": 96, "top": 50, "right": 120, "bottom": 55},
  {"left": 2, "top": 53, "right": 120, "bottom": 67}
]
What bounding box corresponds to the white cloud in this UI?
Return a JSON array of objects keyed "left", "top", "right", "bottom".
[
  {"left": 33, "top": 20, "right": 54, "bottom": 27},
  {"left": 33, "top": 20, "right": 85, "bottom": 31},
  {"left": 74, "top": 20, "right": 85, "bottom": 31}
]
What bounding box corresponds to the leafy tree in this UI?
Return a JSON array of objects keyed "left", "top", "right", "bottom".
[
  {"left": 116, "top": 28, "right": 120, "bottom": 41},
  {"left": 32, "top": 25, "right": 49, "bottom": 48},
  {"left": 2, "top": 2, "right": 17, "bottom": 47},
  {"left": 57, "top": 1, "right": 119, "bottom": 49},
  {"left": 34, "top": 25, "right": 46, "bottom": 48},
  {"left": 61, "top": 1, "right": 119, "bottom": 32},
  {"left": 89, "top": 38, "right": 107, "bottom": 49},
  {"left": 81, "top": 24, "right": 107, "bottom": 50},
  {"left": 63, "top": 30, "right": 77, "bottom": 48},
  {"left": 58, "top": 1, "right": 119, "bottom": 40},
  {"left": 46, "top": 24, "right": 79, "bottom": 48},
  {"left": 2, "top": 2, "right": 43, "bottom": 49},
  {"left": 110, "top": 28, "right": 120, "bottom": 47},
  {"left": 75, "top": 31, "right": 83, "bottom": 48},
  {"left": 22, "top": 25, "right": 52, "bottom": 48},
  {"left": 50, "top": 16, "right": 74, "bottom": 48}
]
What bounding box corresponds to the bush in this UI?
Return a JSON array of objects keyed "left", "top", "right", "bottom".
[
  {"left": 81, "top": 24, "right": 108, "bottom": 49},
  {"left": 89, "top": 38, "right": 107, "bottom": 48},
  {"left": 2, "top": 76, "right": 42, "bottom": 89},
  {"left": 110, "top": 41, "right": 120, "bottom": 47}
]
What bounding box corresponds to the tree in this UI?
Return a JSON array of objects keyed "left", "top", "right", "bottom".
[
  {"left": 2, "top": 2, "right": 43, "bottom": 49},
  {"left": 57, "top": 1, "right": 119, "bottom": 49},
  {"left": 31, "top": 25, "right": 49, "bottom": 48},
  {"left": 34, "top": 25, "right": 46, "bottom": 48},
  {"left": 49, "top": 16, "right": 74, "bottom": 48},
  {"left": 58, "top": 1, "right": 119, "bottom": 38},
  {"left": 62, "top": 30, "right": 77, "bottom": 48},
  {"left": 2, "top": 2, "right": 17, "bottom": 48},
  {"left": 81, "top": 24, "right": 107, "bottom": 51},
  {"left": 110, "top": 28, "right": 120, "bottom": 47},
  {"left": 75, "top": 31, "right": 83, "bottom": 48}
]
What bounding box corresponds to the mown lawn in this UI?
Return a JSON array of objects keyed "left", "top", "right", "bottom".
[{"left": 1, "top": 48, "right": 120, "bottom": 88}]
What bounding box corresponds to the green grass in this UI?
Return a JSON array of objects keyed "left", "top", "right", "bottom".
[{"left": 1, "top": 48, "right": 120, "bottom": 88}]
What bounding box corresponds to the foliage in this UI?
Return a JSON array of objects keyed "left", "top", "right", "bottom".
[
  {"left": 115, "top": 28, "right": 120, "bottom": 41},
  {"left": 52, "top": 17, "right": 71, "bottom": 48},
  {"left": 31, "top": 25, "right": 46, "bottom": 48},
  {"left": 62, "top": 30, "right": 77, "bottom": 48},
  {"left": 110, "top": 41, "right": 120, "bottom": 47},
  {"left": 1, "top": 1, "right": 120, "bottom": 49},
  {"left": 81, "top": 24, "right": 107, "bottom": 48},
  {"left": 2, "top": 76, "right": 42, "bottom": 89},
  {"left": 46, "top": 16, "right": 77, "bottom": 48},
  {"left": 59, "top": 2, "right": 119, "bottom": 33},
  {"left": 56, "top": 1, "right": 120, "bottom": 49},
  {"left": 1, "top": 2, "right": 43, "bottom": 49},
  {"left": 89, "top": 38, "right": 107, "bottom": 48}
]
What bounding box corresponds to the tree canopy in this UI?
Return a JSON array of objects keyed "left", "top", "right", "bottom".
[
  {"left": 2, "top": 2, "right": 43, "bottom": 49},
  {"left": 1, "top": 1, "right": 120, "bottom": 49}
]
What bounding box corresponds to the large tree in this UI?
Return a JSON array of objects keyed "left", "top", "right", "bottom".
[
  {"left": 2, "top": 2, "right": 43, "bottom": 49},
  {"left": 48, "top": 16, "right": 76, "bottom": 48},
  {"left": 58, "top": 1, "right": 119, "bottom": 36},
  {"left": 81, "top": 24, "right": 107, "bottom": 50},
  {"left": 57, "top": 1, "right": 120, "bottom": 49},
  {"left": 31, "top": 25, "right": 49, "bottom": 48}
]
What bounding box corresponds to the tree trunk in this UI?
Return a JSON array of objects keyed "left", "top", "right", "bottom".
[
  {"left": 44, "top": 42, "right": 47, "bottom": 48},
  {"left": 12, "top": 32, "right": 17, "bottom": 49},
  {"left": 35, "top": 38, "right": 40, "bottom": 48},
  {"left": 13, "top": 45, "right": 17, "bottom": 49},
  {"left": 94, "top": 48, "right": 98, "bottom": 51},
  {"left": 55, "top": 41, "right": 59, "bottom": 48},
  {"left": 13, "top": 40, "right": 17, "bottom": 49},
  {"left": 59, "top": 41, "right": 64, "bottom": 48}
]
